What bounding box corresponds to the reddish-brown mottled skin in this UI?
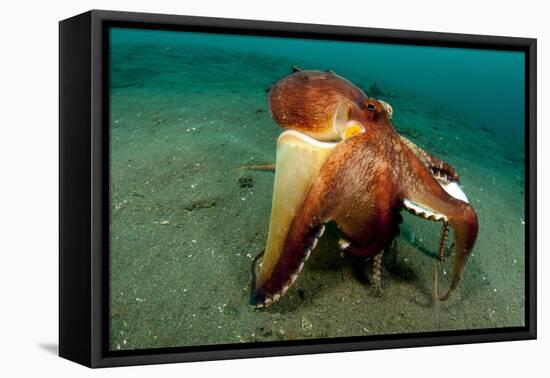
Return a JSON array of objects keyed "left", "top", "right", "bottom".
[
  {"left": 268, "top": 70, "right": 365, "bottom": 133},
  {"left": 251, "top": 71, "right": 478, "bottom": 306}
]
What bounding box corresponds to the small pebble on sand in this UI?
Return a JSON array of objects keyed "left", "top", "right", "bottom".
[{"left": 301, "top": 318, "right": 313, "bottom": 331}]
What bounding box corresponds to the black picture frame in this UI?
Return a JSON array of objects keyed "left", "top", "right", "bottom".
[{"left": 59, "top": 9, "right": 537, "bottom": 368}]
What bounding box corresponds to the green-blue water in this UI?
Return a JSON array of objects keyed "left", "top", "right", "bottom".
[{"left": 109, "top": 27, "right": 525, "bottom": 351}]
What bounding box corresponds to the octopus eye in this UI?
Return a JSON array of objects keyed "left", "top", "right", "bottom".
[{"left": 367, "top": 103, "right": 376, "bottom": 111}]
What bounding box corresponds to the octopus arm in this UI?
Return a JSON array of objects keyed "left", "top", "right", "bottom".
[
  {"left": 401, "top": 152, "right": 478, "bottom": 301},
  {"left": 251, "top": 130, "right": 336, "bottom": 306},
  {"left": 399, "top": 135, "right": 460, "bottom": 184}
]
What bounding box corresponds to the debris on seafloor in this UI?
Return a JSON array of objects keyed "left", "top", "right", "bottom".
[
  {"left": 301, "top": 317, "right": 313, "bottom": 331},
  {"left": 238, "top": 175, "right": 255, "bottom": 188},
  {"left": 184, "top": 197, "right": 219, "bottom": 211}
]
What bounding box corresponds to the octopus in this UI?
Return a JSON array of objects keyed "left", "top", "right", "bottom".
[{"left": 249, "top": 69, "right": 478, "bottom": 308}]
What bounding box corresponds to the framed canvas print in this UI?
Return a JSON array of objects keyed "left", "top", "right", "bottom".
[{"left": 59, "top": 10, "right": 537, "bottom": 368}]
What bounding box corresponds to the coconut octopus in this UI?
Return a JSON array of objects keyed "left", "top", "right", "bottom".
[{"left": 249, "top": 69, "right": 478, "bottom": 308}]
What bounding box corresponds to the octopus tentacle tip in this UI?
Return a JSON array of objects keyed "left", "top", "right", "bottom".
[
  {"left": 237, "top": 163, "right": 276, "bottom": 172},
  {"left": 251, "top": 290, "right": 284, "bottom": 308},
  {"left": 249, "top": 289, "right": 263, "bottom": 307},
  {"left": 435, "top": 260, "right": 454, "bottom": 302}
]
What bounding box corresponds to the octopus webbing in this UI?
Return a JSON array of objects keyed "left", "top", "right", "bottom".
[{"left": 250, "top": 69, "right": 478, "bottom": 308}]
